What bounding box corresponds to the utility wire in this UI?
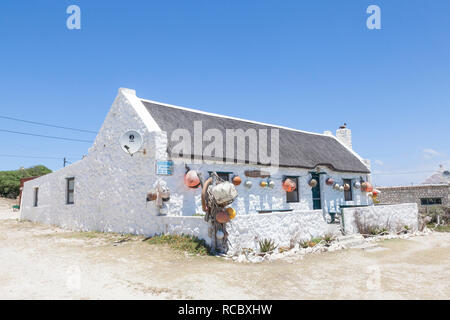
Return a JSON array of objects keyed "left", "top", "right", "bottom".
[
  {"left": 0, "top": 129, "right": 92, "bottom": 143},
  {"left": 0, "top": 154, "right": 80, "bottom": 160},
  {"left": 0, "top": 115, "right": 97, "bottom": 134}
]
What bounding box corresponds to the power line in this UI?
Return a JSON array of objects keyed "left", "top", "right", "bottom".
[
  {"left": 0, "top": 154, "right": 81, "bottom": 160},
  {"left": 0, "top": 129, "right": 93, "bottom": 143},
  {"left": 0, "top": 115, "right": 97, "bottom": 134}
]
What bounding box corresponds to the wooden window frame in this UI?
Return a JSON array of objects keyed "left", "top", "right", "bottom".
[
  {"left": 284, "top": 176, "right": 299, "bottom": 203},
  {"left": 66, "top": 177, "right": 75, "bottom": 205}
]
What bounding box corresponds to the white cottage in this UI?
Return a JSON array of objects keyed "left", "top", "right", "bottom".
[{"left": 21, "top": 88, "right": 374, "bottom": 250}]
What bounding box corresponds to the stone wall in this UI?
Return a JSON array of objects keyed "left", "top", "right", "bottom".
[
  {"left": 341, "top": 203, "right": 419, "bottom": 235},
  {"left": 377, "top": 185, "right": 449, "bottom": 212}
]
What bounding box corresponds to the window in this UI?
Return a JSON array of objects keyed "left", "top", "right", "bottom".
[
  {"left": 420, "top": 198, "right": 442, "bottom": 206},
  {"left": 285, "top": 176, "right": 299, "bottom": 203},
  {"left": 209, "top": 171, "right": 231, "bottom": 182},
  {"left": 343, "top": 179, "right": 353, "bottom": 201},
  {"left": 66, "top": 177, "right": 75, "bottom": 204},
  {"left": 33, "top": 187, "right": 39, "bottom": 207}
]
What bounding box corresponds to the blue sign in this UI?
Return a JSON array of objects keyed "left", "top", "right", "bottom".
[{"left": 156, "top": 160, "right": 174, "bottom": 175}]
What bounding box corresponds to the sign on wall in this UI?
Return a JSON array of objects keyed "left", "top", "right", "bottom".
[{"left": 156, "top": 160, "right": 174, "bottom": 175}]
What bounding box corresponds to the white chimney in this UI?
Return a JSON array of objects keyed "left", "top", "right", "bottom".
[{"left": 336, "top": 123, "right": 352, "bottom": 150}]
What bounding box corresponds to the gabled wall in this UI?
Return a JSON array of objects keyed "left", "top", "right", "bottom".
[{"left": 21, "top": 89, "right": 166, "bottom": 234}]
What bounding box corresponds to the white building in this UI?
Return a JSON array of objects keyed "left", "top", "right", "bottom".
[{"left": 21, "top": 88, "right": 379, "bottom": 250}]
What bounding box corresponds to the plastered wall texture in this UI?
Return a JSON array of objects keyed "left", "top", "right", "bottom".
[
  {"left": 226, "top": 210, "right": 327, "bottom": 254},
  {"left": 341, "top": 203, "right": 419, "bottom": 235},
  {"left": 21, "top": 89, "right": 371, "bottom": 250},
  {"left": 377, "top": 185, "right": 449, "bottom": 211}
]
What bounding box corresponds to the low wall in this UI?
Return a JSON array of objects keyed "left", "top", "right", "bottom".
[
  {"left": 157, "top": 216, "right": 212, "bottom": 246},
  {"left": 226, "top": 210, "right": 328, "bottom": 255},
  {"left": 341, "top": 203, "right": 418, "bottom": 235}
]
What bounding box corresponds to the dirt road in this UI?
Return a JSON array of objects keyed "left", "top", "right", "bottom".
[{"left": 0, "top": 208, "right": 448, "bottom": 300}]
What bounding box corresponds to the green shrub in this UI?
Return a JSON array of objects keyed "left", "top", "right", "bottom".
[
  {"left": 143, "top": 234, "right": 212, "bottom": 255},
  {"left": 0, "top": 165, "right": 51, "bottom": 199}
]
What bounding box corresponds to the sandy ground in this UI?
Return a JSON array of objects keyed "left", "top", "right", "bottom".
[{"left": 0, "top": 208, "right": 449, "bottom": 300}]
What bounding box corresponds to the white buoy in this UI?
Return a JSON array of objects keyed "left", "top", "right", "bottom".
[{"left": 216, "top": 230, "right": 224, "bottom": 240}]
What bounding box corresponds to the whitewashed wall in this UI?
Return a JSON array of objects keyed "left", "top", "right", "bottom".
[
  {"left": 226, "top": 210, "right": 327, "bottom": 254},
  {"left": 21, "top": 88, "right": 369, "bottom": 244},
  {"left": 341, "top": 203, "right": 419, "bottom": 234},
  {"left": 319, "top": 172, "right": 371, "bottom": 215}
]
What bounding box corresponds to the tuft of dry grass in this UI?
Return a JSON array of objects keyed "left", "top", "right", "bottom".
[{"left": 143, "top": 234, "right": 213, "bottom": 256}]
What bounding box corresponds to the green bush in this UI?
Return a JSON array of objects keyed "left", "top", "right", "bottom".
[{"left": 0, "top": 165, "right": 52, "bottom": 199}]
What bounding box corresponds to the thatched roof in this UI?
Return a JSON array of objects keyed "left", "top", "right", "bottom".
[{"left": 142, "top": 100, "right": 370, "bottom": 173}]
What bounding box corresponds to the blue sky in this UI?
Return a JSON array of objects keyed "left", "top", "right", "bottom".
[{"left": 0, "top": 0, "right": 448, "bottom": 186}]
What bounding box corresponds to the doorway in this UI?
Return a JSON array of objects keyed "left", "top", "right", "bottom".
[{"left": 311, "top": 173, "right": 322, "bottom": 210}]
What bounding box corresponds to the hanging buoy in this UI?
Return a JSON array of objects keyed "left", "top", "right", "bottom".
[
  {"left": 343, "top": 183, "right": 350, "bottom": 191},
  {"left": 226, "top": 207, "right": 236, "bottom": 220},
  {"left": 282, "top": 178, "right": 296, "bottom": 192},
  {"left": 339, "top": 185, "right": 344, "bottom": 192},
  {"left": 333, "top": 183, "right": 340, "bottom": 190},
  {"left": 232, "top": 175, "right": 242, "bottom": 186},
  {"left": 309, "top": 179, "right": 318, "bottom": 188},
  {"left": 146, "top": 189, "right": 157, "bottom": 202},
  {"left": 362, "top": 182, "right": 373, "bottom": 193},
  {"left": 260, "top": 180, "right": 268, "bottom": 188},
  {"left": 268, "top": 180, "right": 275, "bottom": 188},
  {"left": 326, "top": 178, "right": 334, "bottom": 186},
  {"left": 216, "top": 210, "right": 231, "bottom": 224},
  {"left": 216, "top": 230, "right": 224, "bottom": 240},
  {"left": 184, "top": 170, "right": 201, "bottom": 188},
  {"left": 353, "top": 181, "right": 361, "bottom": 189},
  {"left": 372, "top": 189, "right": 380, "bottom": 197},
  {"left": 244, "top": 180, "right": 252, "bottom": 189},
  {"left": 367, "top": 192, "right": 373, "bottom": 197}
]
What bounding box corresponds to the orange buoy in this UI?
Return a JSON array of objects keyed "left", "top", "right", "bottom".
[
  {"left": 361, "top": 182, "right": 373, "bottom": 193},
  {"left": 232, "top": 175, "right": 242, "bottom": 186},
  {"left": 216, "top": 210, "right": 231, "bottom": 224},
  {"left": 282, "top": 178, "right": 296, "bottom": 192},
  {"left": 184, "top": 170, "right": 201, "bottom": 188},
  {"left": 343, "top": 183, "right": 350, "bottom": 191}
]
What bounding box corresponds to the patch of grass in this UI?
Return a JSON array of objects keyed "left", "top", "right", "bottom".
[
  {"left": 308, "top": 237, "right": 323, "bottom": 247},
  {"left": 427, "top": 223, "right": 450, "bottom": 233},
  {"left": 71, "top": 231, "right": 105, "bottom": 239},
  {"left": 143, "top": 234, "right": 213, "bottom": 256},
  {"left": 258, "top": 238, "right": 277, "bottom": 253}
]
